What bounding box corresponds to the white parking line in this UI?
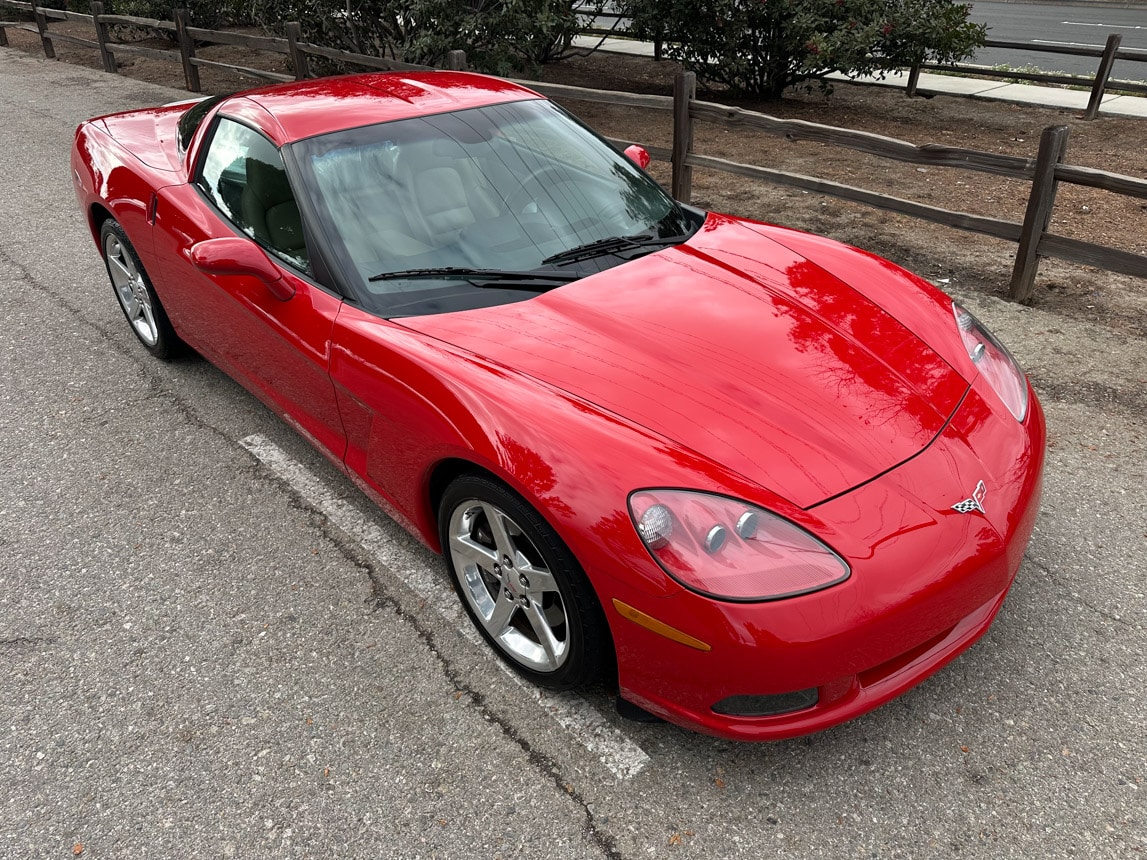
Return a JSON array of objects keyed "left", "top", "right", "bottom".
[{"left": 239, "top": 434, "right": 651, "bottom": 780}]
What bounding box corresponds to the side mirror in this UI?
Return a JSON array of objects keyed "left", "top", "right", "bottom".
[
  {"left": 189, "top": 236, "right": 295, "bottom": 302},
  {"left": 623, "top": 144, "right": 652, "bottom": 170}
]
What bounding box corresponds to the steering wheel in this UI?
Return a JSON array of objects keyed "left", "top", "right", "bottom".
[{"left": 504, "top": 165, "right": 572, "bottom": 215}]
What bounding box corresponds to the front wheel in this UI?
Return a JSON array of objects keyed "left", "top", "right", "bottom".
[
  {"left": 100, "top": 219, "right": 182, "bottom": 359},
  {"left": 439, "top": 475, "right": 610, "bottom": 691}
]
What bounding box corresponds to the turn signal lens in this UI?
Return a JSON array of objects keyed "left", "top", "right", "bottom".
[
  {"left": 637, "top": 503, "right": 673, "bottom": 549},
  {"left": 953, "top": 303, "right": 1029, "bottom": 422},
  {"left": 628, "top": 490, "right": 850, "bottom": 601}
]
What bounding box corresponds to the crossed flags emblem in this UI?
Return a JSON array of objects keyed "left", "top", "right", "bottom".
[{"left": 951, "top": 480, "right": 988, "bottom": 515}]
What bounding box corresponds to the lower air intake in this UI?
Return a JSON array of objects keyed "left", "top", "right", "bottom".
[{"left": 712, "top": 689, "right": 819, "bottom": 718}]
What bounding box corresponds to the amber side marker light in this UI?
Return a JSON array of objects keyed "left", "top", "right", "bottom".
[{"left": 612, "top": 599, "right": 712, "bottom": 652}]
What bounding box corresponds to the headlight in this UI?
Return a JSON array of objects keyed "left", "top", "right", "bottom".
[
  {"left": 628, "top": 490, "right": 850, "bottom": 601},
  {"left": 953, "top": 303, "right": 1029, "bottom": 422}
]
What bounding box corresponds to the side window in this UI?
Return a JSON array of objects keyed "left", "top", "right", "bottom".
[{"left": 196, "top": 117, "right": 308, "bottom": 272}]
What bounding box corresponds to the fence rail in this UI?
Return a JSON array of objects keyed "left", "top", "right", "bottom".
[
  {"left": 910, "top": 33, "right": 1147, "bottom": 119},
  {"left": 676, "top": 74, "right": 1147, "bottom": 298},
  {"left": 688, "top": 100, "right": 1038, "bottom": 179},
  {"left": 553, "top": 70, "right": 1147, "bottom": 300},
  {"left": 924, "top": 35, "right": 1147, "bottom": 98},
  {"left": 1, "top": 1, "right": 1144, "bottom": 299}
]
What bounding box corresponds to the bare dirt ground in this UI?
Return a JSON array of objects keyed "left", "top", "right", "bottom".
[{"left": 5, "top": 23, "right": 1146, "bottom": 335}]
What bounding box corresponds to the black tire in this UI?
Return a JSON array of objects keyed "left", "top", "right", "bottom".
[
  {"left": 100, "top": 219, "right": 183, "bottom": 359},
  {"left": 439, "top": 474, "right": 610, "bottom": 691}
]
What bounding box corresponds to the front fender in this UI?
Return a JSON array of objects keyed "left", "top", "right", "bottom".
[{"left": 329, "top": 303, "right": 834, "bottom": 604}]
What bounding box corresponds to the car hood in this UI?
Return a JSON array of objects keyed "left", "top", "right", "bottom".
[{"left": 400, "top": 215, "right": 968, "bottom": 508}]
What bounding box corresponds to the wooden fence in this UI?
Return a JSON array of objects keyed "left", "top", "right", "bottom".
[
  {"left": 525, "top": 72, "right": 1147, "bottom": 301},
  {"left": 908, "top": 34, "right": 1147, "bottom": 121},
  {"left": 0, "top": 0, "right": 465, "bottom": 87},
  {"left": 2, "top": 2, "right": 1144, "bottom": 300}
]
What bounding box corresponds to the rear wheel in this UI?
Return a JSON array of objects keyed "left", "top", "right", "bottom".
[
  {"left": 440, "top": 475, "right": 609, "bottom": 690},
  {"left": 100, "top": 219, "right": 182, "bottom": 359}
]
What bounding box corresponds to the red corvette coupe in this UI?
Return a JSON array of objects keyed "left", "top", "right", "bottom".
[{"left": 72, "top": 71, "right": 1044, "bottom": 741}]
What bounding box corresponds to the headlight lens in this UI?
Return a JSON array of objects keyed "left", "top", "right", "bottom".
[
  {"left": 953, "top": 303, "right": 1029, "bottom": 421},
  {"left": 628, "top": 490, "right": 850, "bottom": 601}
]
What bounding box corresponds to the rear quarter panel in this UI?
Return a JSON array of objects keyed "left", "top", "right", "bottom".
[{"left": 72, "top": 120, "right": 180, "bottom": 288}]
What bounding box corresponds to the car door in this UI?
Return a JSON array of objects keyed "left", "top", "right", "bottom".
[{"left": 152, "top": 115, "right": 347, "bottom": 459}]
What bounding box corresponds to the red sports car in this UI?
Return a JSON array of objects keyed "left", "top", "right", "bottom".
[{"left": 71, "top": 71, "right": 1045, "bottom": 741}]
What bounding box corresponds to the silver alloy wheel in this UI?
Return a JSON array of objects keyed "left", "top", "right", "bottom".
[
  {"left": 447, "top": 499, "right": 569, "bottom": 673},
  {"left": 104, "top": 231, "right": 159, "bottom": 347}
]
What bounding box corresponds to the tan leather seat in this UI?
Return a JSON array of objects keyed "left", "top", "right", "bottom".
[
  {"left": 317, "top": 146, "right": 433, "bottom": 268},
  {"left": 239, "top": 157, "right": 308, "bottom": 269}
]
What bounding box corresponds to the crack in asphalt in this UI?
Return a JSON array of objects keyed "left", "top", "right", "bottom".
[
  {"left": 0, "top": 244, "right": 627, "bottom": 859},
  {"left": 0, "top": 244, "right": 269, "bottom": 472},
  {"left": 0, "top": 246, "right": 154, "bottom": 367},
  {"left": 0, "top": 637, "right": 58, "bottom": 650},
  {"left": 277, "top": 492, "right": 628, "bottom": 860}
]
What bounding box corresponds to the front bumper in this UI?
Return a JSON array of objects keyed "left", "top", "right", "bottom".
[{"left": 612, "top": 379, "right": 1046, "bottom": 741}]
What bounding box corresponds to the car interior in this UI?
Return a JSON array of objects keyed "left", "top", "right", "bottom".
[{"left": 240, "top": 157, "right": 309, "bottom": 270}]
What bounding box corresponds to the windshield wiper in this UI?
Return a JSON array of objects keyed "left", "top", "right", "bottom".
[
  {"left": 542, "top": 232, "right": 687, "bottom": 266},
  {"left": 368, "top": 266, "right": 580, "bottom": 290}
]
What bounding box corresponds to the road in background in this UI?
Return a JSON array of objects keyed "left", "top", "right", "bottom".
[
  {"left": 969, "top": 1, "right": 1147, "bottom": 80},
  {"left": 576, "top": 2, "right": 1147, "bottom": 84},
  {"left": 1, "top": 50, "right": 1145, "bottom": 859}
]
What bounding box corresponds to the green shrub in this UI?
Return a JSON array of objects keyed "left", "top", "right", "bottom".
[
  {"left": 278, "top": 0, "right": 579, "bottom": 76},
  {"left": 79, "top": 1, "right": 262, "bottom": 28},
  {"left": 617, "top": 0, "right": 986, "bottom": 98}
]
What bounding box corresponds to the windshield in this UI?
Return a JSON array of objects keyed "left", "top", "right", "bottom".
[{"left": 290, "top": 98, "right": 694, "bottom": 316}]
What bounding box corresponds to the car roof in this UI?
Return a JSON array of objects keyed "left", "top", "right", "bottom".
[{"left": 229, "top": 71, "right": 543, "bottom": 144}]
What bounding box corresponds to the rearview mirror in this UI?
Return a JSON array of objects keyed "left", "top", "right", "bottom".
[
  {"left": 623, "top": 144, "right": 652, "bottom": 170},
  {"left": 188, "top": 237, "right": 295, "bottom": 302}
]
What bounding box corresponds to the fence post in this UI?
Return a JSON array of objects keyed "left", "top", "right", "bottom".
[
  {"left": 33, "top": 7, "right": 55, "bottom": 59},
  {"left": 284, "top": 22, "right": 309, "bottom": 80},
  {"left": 1084, "top": 33, "right": 1122, "bottom": 121},
  {"left": 1009, "top": 125, "right": 1070, "bottom": 303},
  {"left": 906, "top": 62, "right": 922, "bottom": 98},
  {"left": 445, "top": 49, "right": 467, "bottom": 71},
  {"left": 174, "top": 8, "right": 200, "bottom": 93},
  {"left": 90, "top": 2, "right": 117, "bottom": 74},
  {"left": 671, "top": 70, "right": 696, "bottom": 203}
]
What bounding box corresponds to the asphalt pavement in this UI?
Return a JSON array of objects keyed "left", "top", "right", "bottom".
[
  {"left": 1, "top": 48, "right": 1145, "bottom": 859},
  {"left": 967, "top": 0, "right": 1147, "bottom": 81}
]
